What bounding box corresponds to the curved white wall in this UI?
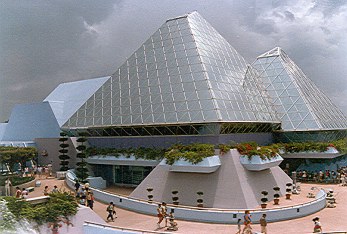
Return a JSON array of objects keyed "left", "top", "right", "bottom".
[{"left": 66, "top": 170, "right": 326, "bottom": 224}]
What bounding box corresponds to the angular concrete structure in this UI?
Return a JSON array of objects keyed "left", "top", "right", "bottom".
[{"left": 130, "top": 149, "right": 292, "bottom": 209}]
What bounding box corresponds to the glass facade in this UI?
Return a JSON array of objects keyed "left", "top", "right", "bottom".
[
  {"left": 62, "top": 12, "right": 347, "bottom": 142},
  {"left": 114, "top": 165, "right": 153, "bottom": 186},
  {"left": 63, "top": 12, "right": 279, "bottom": 130},
  {"left": 253, "top": 47, "right": 347, "bottom": 131},
  {"left": 91, "top": 164, "right": 114, "bottom": 186}
]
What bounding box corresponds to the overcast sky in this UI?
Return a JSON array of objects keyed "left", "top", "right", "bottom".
[{"left": 1, "top": 0, "right": 346, "bottom": 122}]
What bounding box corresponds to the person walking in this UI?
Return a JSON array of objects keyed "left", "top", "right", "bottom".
[
  {"left": 5, "top": 177, "right": 12, "bottom": 196},
  {"left": 313, "top": 217, "right": 322, "bottom": 233},
  {"left": 242, "top": 210, "right": 252, "bottom": 234},
  {"left": 156, "top": 204, "right": 164, "bottom": 228},
  {"left": 259, "top": 214, "right": 267, "bottom": 234},
  {"left": 167, "top": 210, "right": 178, "bottom": 231},
  {"left": 74, "top": 180, "right": 80, "bottom": 192},
  {"left": 161, "top": 202, "right": 168, "bottom": 227},
  {"left": 235, "top": 218, "right": 241, "bottom": 234},
  {"left": 37, "top": 165, "right": 42, "bottom": 178},
  {"left": 106, "top": 202, "right": 116, "bottom": 222},
  {"left": 86, "top": 191, "right": 94, "bottom": 210}
]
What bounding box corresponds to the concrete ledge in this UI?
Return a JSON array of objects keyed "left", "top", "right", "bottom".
[
  {"left": 159, "top": 155, "right": 221, "bottom": 173},
  {"left": 26, "top": 196, "right": 50, "bottom": 205},
  {"left": 65, "top": 170, "right": 327, "bottom": 224},
  {"left": 240, "top": 154, "right": 283, "bottom": 171}
]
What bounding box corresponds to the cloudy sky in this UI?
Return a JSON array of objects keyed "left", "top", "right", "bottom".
[{"left": 1, "top": 0, "right": 346, "bottom": 122}]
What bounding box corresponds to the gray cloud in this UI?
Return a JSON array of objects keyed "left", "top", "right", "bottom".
[{"left": 1, "top": 0, "right": 346, "bottom": 121}]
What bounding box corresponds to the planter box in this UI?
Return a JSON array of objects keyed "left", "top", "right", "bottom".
[
  {"left": 240, "top": 154, "right": 283, "bottom": 171},
  {"left": 280, "top": 147, "right": 341, "bottom": 159},
  {"left": 324, "top": 147, "right": 339, "bottom": 154},
  {"left": 281, "top": 147, "right": 339, "bottom": 155},
  {"left": 159, "top": 155, "right": 221, "bottom": 173},
  {"left": 56, "top": 171, "right": 67, "bottom": 179}
]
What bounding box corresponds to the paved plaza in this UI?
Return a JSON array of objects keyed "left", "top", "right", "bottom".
[{"left": 27, "top": 177, "right": 347, "bottom": 234}]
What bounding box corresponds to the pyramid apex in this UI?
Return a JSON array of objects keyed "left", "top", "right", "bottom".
[
  {"left": 257, "top": 47, "right": 283, "bottom": 58},
  {"left": 166, "top": 11, "right": 200, "bottom": 22}
]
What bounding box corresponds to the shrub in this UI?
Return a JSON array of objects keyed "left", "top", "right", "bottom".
[
  {"left": 273, "top": 186, "right": 280, "bottom": 191},
  {"left": 261, "top": 197, "right": 268, "bottom": 203},
  {"left": 146, "top": 187, "right": 153, "bottom": 192},
  {"left": 261, "top": 191, "right": 268, "bottom": 196},
  {"left": 2, "top": 191, "right": 78, "bottom": 226},
  {"left": 0, "top": 176, "right": 35, "bottom": 186}
]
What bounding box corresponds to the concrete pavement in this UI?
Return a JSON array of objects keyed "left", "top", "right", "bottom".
[{"left": 28, "top": 177, "right": 347, "bottom": 234}]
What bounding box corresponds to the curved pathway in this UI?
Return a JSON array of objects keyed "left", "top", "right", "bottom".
[{"left": 29, "top": 177, "right": 347, "bottom": 234}]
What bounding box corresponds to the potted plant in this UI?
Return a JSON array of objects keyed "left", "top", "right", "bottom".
[
  {"left": 286, "top": 183, "right": 293, "bottom": 200},
  {"left": 260, "top": 191, "right": 268, "bottom": 209},
  {"left": 273, "top": 187, "right": 280, "bottom": 205},
  {"left": 146, "top": 187, "right": 153, "bottom": 203},
  {"left": 261, "top": 198, "right": 268, "bottom": 209},
  {"left": 197, "top": 191, "right": 204, "bottom": 208},
  {"left": 172, "top": 190, "right": 179, "bottom": 205}
]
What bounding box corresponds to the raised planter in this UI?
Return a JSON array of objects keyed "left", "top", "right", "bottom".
[
  {"left": 240, "top": 154, "right": 283, "bottom": 171},
  {"left": 159, "top": 155, "right": 221, "bottom": 173},
  {"left": 280, "top": 146, "right": 341, "bottom": 159},
  {"left": 66, "top": 170, "right": 327, "bottom": 224},
  {"left": 324, "top": 147, "right": 339, "bottom": 154},
  {"left": 56, "top": 171, "right": 67, "bottom": 180}
]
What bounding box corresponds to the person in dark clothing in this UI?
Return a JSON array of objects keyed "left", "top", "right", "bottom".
[
  {"left": 74, "top": 180, "right": 80, "bottom": 192},
  {"left": 106, "top": 202, "right": 116, "bottom": 222}
]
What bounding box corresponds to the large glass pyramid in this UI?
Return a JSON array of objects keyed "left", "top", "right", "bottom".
[
  {"left": 63, "top": 12, "right": 278, "bottom": 129},
  {"left": 253, "top": 47, "right": 347, "bottom": 131}
]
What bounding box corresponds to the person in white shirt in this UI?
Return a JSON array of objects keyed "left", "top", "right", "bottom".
[
  {"left": 21, "top": 188, "right": 29, "bottom": 199},
  {"left": 5, "top": 177, "right": 12, "bottom": 196}
]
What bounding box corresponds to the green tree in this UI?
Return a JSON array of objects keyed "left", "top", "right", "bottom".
[
  {"left": 0, "top": 146, "right": 37, "bottom": 172},
  {"left": 75, "top": 132, "right": 88, "bottom": 183},
  {"left": 1, "top": 191, "right": 78, "bottom": 232},
  {"left": 58, "top": 132, "right": 70, "bottom": 171}
]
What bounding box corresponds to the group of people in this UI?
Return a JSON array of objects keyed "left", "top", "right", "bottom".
[
  {"left": 235, "top": 211, "right": 322, "bottom": 233},
  {"left": 296, "top": 169, "right": 347, "bottom": 184},
  {"left": 14, "top": 163, "right": 52, "bottom": 178},
  {"left": 106, "top": 202, "right": 117, "bottom": 222},
  {"left": 74, "top": 181, "right": 95, "bottom": 210},
  {"left": 156, "top": 202, "right": 178, "bottom": 231},
  {"left": 5, "top": 177, "right": 30, "bottom": 199},
  {"left": 43, "top": 185, "right": 59, "bottom": 195},
  {"left": 236, "top": 211, "right": 267, "bottom": 234},
  {"left": 14, "top": 186, "right": 29, "bottom": 199}
]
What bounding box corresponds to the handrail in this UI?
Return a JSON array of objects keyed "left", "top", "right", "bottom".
[
  {"left": 66, "top": 170, "right": 326, "bottom": 213},
  {"left": 84, "top": 221, "right": 171, "bottom": 233}
]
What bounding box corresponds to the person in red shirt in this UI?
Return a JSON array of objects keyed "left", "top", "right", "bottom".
[{"left": 15, "top": 187, "right": 21, "bottom": 198}]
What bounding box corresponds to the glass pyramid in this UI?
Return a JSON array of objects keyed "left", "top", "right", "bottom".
[
  {"left": 63, "top": 12, "right": 278, "bottom": 129},
  {"left": 253, "top": 47, "right": 347, "bottom": 131}
]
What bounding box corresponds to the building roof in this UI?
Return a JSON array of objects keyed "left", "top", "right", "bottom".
[
  {"left": 1, "top": 102, "right": 61, "bottom": 141},
  {"left": 253, "top": 47, "right": 347, "bottom": 131},
  {"left": 44, "top": 76, "right": 110, "bottom": 127},
  {"left": 63, "top": 12, "right": 278, "bottom": 129}
]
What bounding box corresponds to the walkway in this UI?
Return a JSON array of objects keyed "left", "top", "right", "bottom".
[{"left": 29, "top": 178, "right": 347, "bottom": 234}]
